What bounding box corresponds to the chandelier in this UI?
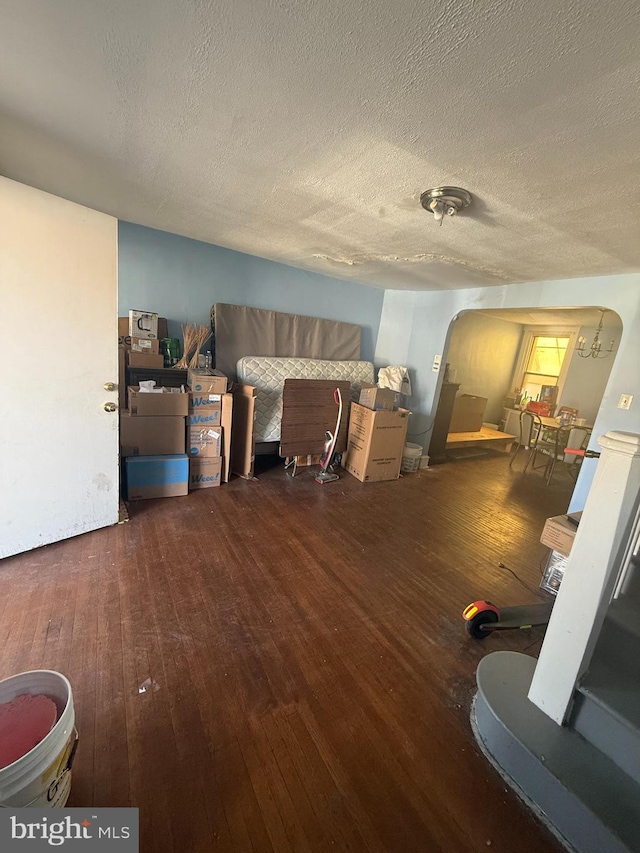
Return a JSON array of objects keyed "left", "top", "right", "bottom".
[{"left": 576, "top": 309, "right": 615, "bottom": 359}]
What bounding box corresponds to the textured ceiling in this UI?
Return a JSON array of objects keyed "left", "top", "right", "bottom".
[
  {"left": 477, "top": 308, "right": 623, "bottom": 327},
  {"left": 1, "top": 0, "right": 640, "bottom": 290}
]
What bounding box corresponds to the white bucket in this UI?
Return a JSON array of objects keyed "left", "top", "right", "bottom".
[
  {"left": 419, "top": 454, "right": 430, "bottom": 469},
  {"left": 401, "top": 442, "right": 422, "bottom": 473},
  {"left": 0, "top": 670, "right": 77, "bottom": 808}
]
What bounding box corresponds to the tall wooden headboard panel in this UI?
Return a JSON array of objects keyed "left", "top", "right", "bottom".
[{"left": 211, "top": 303, "right": 362, "bottom": 379}]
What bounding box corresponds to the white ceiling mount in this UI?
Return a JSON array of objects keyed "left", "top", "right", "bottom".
[{"left": 420, "top": 187, "right": 473, "bottom": 227}]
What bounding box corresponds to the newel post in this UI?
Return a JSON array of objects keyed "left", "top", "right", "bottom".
[{"left": 528, "top": 431, "right": 640, "bottom": 724}]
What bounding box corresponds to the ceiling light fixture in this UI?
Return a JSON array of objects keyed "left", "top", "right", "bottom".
[
  {"left": 420, "top": 186, "right": 472, "bottom": 227},
  {"left": 576, "top": 309, "right": 616, "bottom": 359}
]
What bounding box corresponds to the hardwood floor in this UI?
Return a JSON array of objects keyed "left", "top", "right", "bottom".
[{"left": 0, "top": 453, "right": 576, "bottom": 852}]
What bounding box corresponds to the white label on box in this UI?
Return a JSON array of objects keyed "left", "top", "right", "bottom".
[
  {"left": 208, "top": 394, "right": 221, "bottom": 401},
  {"left": 138, "top": 340, "right": 152, "bottom": 350},
  {"left": 207, "top": 431, "right": 221, "bottom": 439}
]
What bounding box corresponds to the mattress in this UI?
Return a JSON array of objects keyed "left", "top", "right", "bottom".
[{"left": 237, "top": 356, "right": 375, "bottom": 443}]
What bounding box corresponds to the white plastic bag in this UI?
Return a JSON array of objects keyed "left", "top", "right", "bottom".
[
  {"left": 377, "top": 366, "right": 412, "bottom": 396},
  {"left": 138, "top": 380, "right": 163, "bottom": 394}
]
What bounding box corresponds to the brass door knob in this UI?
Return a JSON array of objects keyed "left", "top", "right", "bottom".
[
  {"left": 104, "top": 382, "right": 116, "bottom": 391},
  {"left": 103, "top": 402, "right": 117, "bottom": 412}
]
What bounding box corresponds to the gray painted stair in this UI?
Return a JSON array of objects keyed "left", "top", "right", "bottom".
[
  {"left": 473, "top": 651, "right": 640, "bottom": 853},
  {"left": 572, "top": 598, "right": 640, "bottom": 784},
  {"left": 596, "top": 590, "right": 640, "bottom": 679}
]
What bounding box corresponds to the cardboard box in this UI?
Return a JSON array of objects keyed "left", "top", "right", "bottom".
[
  {"left": 120, "top": 413, "right": 186, "bottom": 457},
  {"left": 130, "top": 337, "right": 160, "bottom": 354},
  {"left": 231, "top": 385, "right": 256, "bottom": 480},
  {"left": 129, "top": 310, "right": 158, "bottom": 339},
  {"left": 187, "top": 425, "right": 222, "bottom": 457},
  {"left": 344, "top": 402, "right": 410, "bottom": 483},
  {"left": 540, "top": 512, "right": 581, "bottom": 558},
  {"left": 125, "top": 454, "right": 188, "bottom": 500},
  {"left": 221, "top": 392, "right": 233, "bottom": 483},
  {"left": 127, "top": 351, "right": 164, "bottom": 369},
  {"left": 189, "top": 392, "right": 223, "bottom": 413},
  {"left": 118, "top": 346, "right": 126, "bottom": 410},
  {"left": 449, "top": 394, "right": 488, "bottom": 433},
  {"left": 358, "top": 383, "right": 396, "bottom": 411},
  {"left": 119, "top": 316, "right": 167, "bottom": 346},
  {"left": 189, "top": 456, "right": 223, "bottom": 490},
  {"left": 188, "top": 369, "right": 227, "bottom": 394},
  {"left": 128, "top": 387, "right": 189, "bottom": 417}
]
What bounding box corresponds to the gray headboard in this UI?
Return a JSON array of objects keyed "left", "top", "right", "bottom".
[{"left": 211, "top": 303, "right": 362, "bottom": 379}]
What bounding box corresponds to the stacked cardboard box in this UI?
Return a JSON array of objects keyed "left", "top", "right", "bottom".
[
  {"left": 186, "top": 378, "right": 259, "bottom": 486},
  {"left": 119, "top": 310, "right": 194, "bottom": 499},
  {"left": 187, "top": 369, "right": 230, "bottom": 490},
  {"left": 358, "top": 383, "right": 397, "bottom": 412},
  {"left": 117, "top": 314, "right": 168, "bottom": 409},
  {"left": 122, "top": 386, "right": 190, "bottom": 499},
  {"left": 118, "top": 316, "right": 259, "bottom": 493},
  {"left": 186, "top": 381, "right": 257, "bottom": 486}
]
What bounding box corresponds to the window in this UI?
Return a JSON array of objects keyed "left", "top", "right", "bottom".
[
  {"left": 509, "top": 325, "right": 579, "bottom": 413},
  {"left": 520, "top": 335, "right": 571, "bottom": 403}
]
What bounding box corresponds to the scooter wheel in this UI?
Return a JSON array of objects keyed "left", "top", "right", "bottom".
[{"left": 466, "top": 610, "right": 499, "bottom": 639}]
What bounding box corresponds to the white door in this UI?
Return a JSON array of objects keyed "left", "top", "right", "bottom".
[{"left": 0, "top": 178, "right": 119, "bottom": 558}]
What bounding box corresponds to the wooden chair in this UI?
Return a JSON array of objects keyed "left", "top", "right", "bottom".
[{"left": 509, "top": 411, "right": 542, "bottom": 471}]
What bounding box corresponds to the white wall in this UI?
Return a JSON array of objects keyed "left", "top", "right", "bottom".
[
  {"left": 375, "top": 275, "right": 639, "bottom": 510},
  {"left": 445, "top": 313, "right": 523, "bottom": 424}
]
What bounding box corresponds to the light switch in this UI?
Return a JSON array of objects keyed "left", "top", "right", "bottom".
[
  {"left": 618, "top": 394, "right": 633, "bottom": 410},
  {"left": 432, "top": 354, "right": 442, "bottom": 373}
]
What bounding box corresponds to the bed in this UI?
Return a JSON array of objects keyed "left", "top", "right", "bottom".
[{"left": 237, "top": 356, "right": 375, "bottom": 444}]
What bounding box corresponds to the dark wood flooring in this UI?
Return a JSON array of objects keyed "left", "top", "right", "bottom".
[{"left": 0, "top": 453, "right": 576, "bottom": 852}]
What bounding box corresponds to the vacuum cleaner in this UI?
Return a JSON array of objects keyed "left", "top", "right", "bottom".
[{"left": 315, "top": 388, "right": 343, "bottom": 485}]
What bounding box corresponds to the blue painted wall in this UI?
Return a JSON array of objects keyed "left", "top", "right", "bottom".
[{"left": 118, "top": 221, "right": 384, "bottom": 362}]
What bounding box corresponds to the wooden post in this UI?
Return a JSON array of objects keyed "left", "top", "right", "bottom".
[{"left": 528, "top": 431, "right": 640, "bottom": 724}]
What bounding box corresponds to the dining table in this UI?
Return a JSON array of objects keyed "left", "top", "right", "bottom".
[{"left": 537, "top": 416, "right": 592, "bottom": 430}]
